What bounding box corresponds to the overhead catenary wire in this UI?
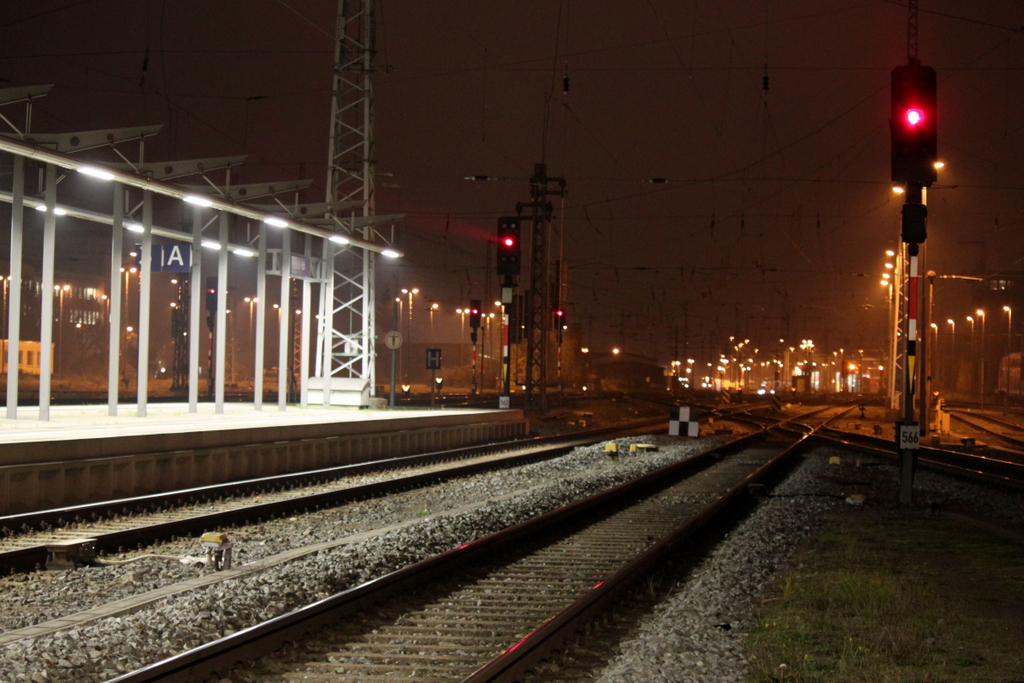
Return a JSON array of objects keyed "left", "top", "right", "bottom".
[{"left": 0, "top": 0, "right": 103, "bottom": 29}]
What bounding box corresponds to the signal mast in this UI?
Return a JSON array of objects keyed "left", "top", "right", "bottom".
[{"left": 891, "top": 0, "right": 938, "bottom": 504}]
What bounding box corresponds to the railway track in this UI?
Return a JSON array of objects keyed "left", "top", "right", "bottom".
[
  {"left": 814, "top": 423, "right": 1024, "bottom": 490},
  {"left": 106, "top": 427, "right": 812, "bottom": 683},
  {"left": 0, "top": 420, "right": 673, "bottom": 575},
  {"left": 2, "top": 399, "right": 1014, "bottom": 683},
  {"left": 721, "top": 398, "right": 866, "bottom": 434},
  {"left": 948, "top": 409, "right": 1024, "bottom": 451}
]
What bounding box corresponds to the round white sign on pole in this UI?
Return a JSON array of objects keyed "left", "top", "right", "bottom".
[{"left": 384, "top": 330, "right": 403, "bottom": 350}]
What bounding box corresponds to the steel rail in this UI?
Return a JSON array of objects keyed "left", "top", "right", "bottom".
[
  {"left": 813, "top": 427, "right": 1024, "bottom": 492},
  {"left": 464, "top": 431, "right": 815, "bottom": 682},
  {"left": 952, "top": 411, "right": 1024, "bottom": 433},
  {"left": 104, "top": 429, "right": 772, "bottom": 683},
  {"left": 946, "top": 400, "right": 1024, "bottom": 417},
  {"left": 721, "top": 399, "right": 865, "bottom": 435},
  {"left": 948, "top": 410, "right": 1024, "bottom": 449},
  {"left": 0, "top": 419, "right": 666, "bottom": 573}
]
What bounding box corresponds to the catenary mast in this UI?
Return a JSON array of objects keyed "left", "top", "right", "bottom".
[{"left": 318, "top": 0, "right": 380, "bottom": 391}]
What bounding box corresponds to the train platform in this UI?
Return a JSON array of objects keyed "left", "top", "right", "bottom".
[
  {"left": 0, "top": 403, "right": 528, "bottom": 516},
  {"left": 0, "top": 402, "right": 501, "bottom": 446}
]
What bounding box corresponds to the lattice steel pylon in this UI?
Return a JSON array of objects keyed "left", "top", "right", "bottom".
[
  {"left": 906, "top": 0, "right": 919, "bottom": 64},
  {"left": 318, "top": 0, "right": 381, "bottom": 392},
  {"left": 522, "top": 163, "right": 565, "bottom": 413}
]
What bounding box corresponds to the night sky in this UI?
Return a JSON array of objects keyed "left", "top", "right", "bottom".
[{"left": 2, "top": 1, "right": 1023, "bottom": 365}]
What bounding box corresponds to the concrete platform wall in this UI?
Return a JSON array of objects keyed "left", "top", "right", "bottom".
[{"left": 0, "top": 412, "right": 526, "bottom": 515}]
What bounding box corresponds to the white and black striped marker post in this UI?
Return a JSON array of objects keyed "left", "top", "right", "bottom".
[{"left": 668, "top": 406, "right": 699, "bottom": 437}]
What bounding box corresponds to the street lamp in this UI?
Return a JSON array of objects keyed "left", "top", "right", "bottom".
[
  {"left": 400, "top": 288, "right": 418, "bottom": 382},
  {"left": 977, "top": 309, "right": 986, "bottom": 407},
  {"left": 55, "top": 284, "right": 70, "bottom": 375},
  {"left": 832, "top": 350, "right": 839, "bottom": 392},
  {"left": 799, "top": 339, "right": 815, "bottom": 392},
  {"left": 455, "top": 307, "right": 469, "bottom": 369},
  {"left": 244, "top": 296, "right": 258, "bottom": 381},
  {"left": 397, "top": 288, "right": 417, "bottom": 385},
  {"left": 1003, "top": 305, "right": 1012, "bottom": 399},
  {"left": 967, "top": 315, "right": 976, "bottom": 397},
  {"left": 946, "top": 318, "right": 955, "bottom": 392},
  {"left": 121, "top": 265, "right": 137, "bottom": 345},
  {"left": 929, "top": 322, "right": 938, "bottom": 398},
  {"left": 1, "top": 276, "right": 9, "bottom": 344}
]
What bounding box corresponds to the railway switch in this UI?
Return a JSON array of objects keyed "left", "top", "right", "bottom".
[{"left": 200, "top": 532, "right": 234, "bottom": 571}]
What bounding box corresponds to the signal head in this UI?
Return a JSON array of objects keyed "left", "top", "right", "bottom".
[
  {"left": 890, "top": 64, "right": 937, "bottom": 186},
  {"left": 496, "top": 216, "right": 522, "bottom": 276},
  {"left": 469, "top": 298, "right": 482, "bottom": 330}
]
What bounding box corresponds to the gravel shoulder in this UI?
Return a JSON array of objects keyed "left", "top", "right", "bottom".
[{"left": 563, "top": 445, "right": 1024, "bottom": 682}]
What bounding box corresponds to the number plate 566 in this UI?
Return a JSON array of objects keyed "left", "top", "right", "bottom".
[{"left": 899, "top": 425, "right": 920, "bottom": 450}]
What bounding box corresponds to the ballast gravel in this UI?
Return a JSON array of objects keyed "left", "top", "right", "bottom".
[
  {"left": 4, "top": 437, "right": 1020, "bottom": 683},
  {"left": 591, "top": 449, "right": 845, "bottom": 683},
  {"left": 0, "top": 434, "right": 728, "bottom": 683},
  {"left": 0, "top": 436, "right": 726, "bottom": 634},
  {"left": 588, "top": 446, "right": 1024, "bottom": 682}
]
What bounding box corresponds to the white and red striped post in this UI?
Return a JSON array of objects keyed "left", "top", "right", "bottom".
[{"left": 899, "top": 188, "right": 927, "bottom": 505}]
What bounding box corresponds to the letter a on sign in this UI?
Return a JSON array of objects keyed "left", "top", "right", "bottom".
[
  {"left": 154, "top": 244, "right": 192, "bottom": 272},
  {"left": 166, "top": 245, "right": 187, "bottom": 268}
]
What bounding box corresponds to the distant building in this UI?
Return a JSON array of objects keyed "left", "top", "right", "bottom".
[
  {"left": 0, "top": 340, "right": 52, "bottom": 374},
  {"left": 588, "top": 351, "right": 664, "bottom": 392},
  {"left": 973, "top": 273, "right": 1023, "bottom": 395}
]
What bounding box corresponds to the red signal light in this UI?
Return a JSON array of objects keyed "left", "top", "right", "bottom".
[
  {"left": 555, "top": 310, "right": 564, "bottom": 317},
  {"left": 890, "top": 64, "right": 937, "bottom": 186},
  {"left": 496, "top": 217, "right": 522, "bottom": 277}
]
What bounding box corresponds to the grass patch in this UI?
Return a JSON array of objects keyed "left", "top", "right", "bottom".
[{"left": 745, "top": 510, "right": 1024, "bottom": 682}]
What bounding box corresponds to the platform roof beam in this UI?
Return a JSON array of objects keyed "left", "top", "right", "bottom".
[{"left": 0, "top": 136, "right": 403, "bottom": 257}]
